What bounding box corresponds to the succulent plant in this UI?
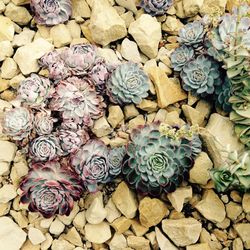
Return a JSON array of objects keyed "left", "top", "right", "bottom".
[
  {"left": 107, "top": 62, "right": 150, "bottom": 105},
  {"left": 108, "top": 146, "right": 126, "bottom": 177},
  {"left": 20, "top": 161, "right": 83, "bottom": 218},
  {"left": 71, "top": 140, "right": 110, "bottom": 192},
  {"left": 170, "top": 45, "right": 195, "bottom": 71},
  {"left": 29, "top": 135, "right": 61, "bottom": 162},
  {"left": 34, "top": 111, "right": 55, "bottom": 136},
  {"left": 180, "top": 55, "right": 221, "bottom": 96},
  {"left": 49, "top": 77, "right": 105, "bottom": 127},
  {"left": 178, "top": 21, "right": 206, "bottom": 47},
  {"left": 2, "top": 107, "right": 34, "bottom": 141},
  {"left": 122, "top": 123, "right": 201, "bottom": 196},
  {"left": 61, "top": 44, "right": 96, "bottom": 76},
  {"left": 30, "top": 0, "right": 72, "bottom": 26},
  {"left": 211, "top": 150, "right": 250, "bottom": 192},
  {"left": 140, "top": 0, "right": 174, "bottom": 16}
]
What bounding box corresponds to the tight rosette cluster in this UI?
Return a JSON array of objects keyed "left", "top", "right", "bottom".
[{"left": 140, "top": 0, "right": 174, "bottom": 16}]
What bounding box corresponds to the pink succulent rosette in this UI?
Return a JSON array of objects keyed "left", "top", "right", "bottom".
[
  {"left": 34, "top": 111, "right": 55, "bottom": 136},
  {"left": 31, "top": 0, "right": 72, "bottom": 26},
  {"left": 20, "top": 161, "right": 83, "bottom": 218}
]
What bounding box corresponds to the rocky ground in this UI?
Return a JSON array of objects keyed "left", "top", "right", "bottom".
[{"left": 0, "top": 0, "right": 250, "bottom": 249}]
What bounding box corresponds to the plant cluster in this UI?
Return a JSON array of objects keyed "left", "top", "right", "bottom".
[{"left": 140, "top": 0, "right": 174, "bottom": 16}]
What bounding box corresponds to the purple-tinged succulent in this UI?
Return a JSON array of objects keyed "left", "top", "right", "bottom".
[
  {"left": 178, "top": 21, "right": 205, "bottom": 47},
  {"left": 57, "top": 129, "right": 89, "bottom": 155},
  {"left": 20, "top": 161, "right": 83, "bottom": 218},
  {"left": 108, "top": 146, "right": 126, "bottom": 177},
  {"left": 61, "top": 44, "right": 97, "bottom": 76},
  {"left": 140, "top": 0, "right": 174, "bottom": 16},
  {"left": 49, "top": 77, "right": 105, "bottom": 127},
  {"left": 61, "top": 119, "right": 82, "bottom": 131},
  {"left": 30, "top": 0, "right": 72, "bottom": 26},
  {"left": 180, "top": 55, "right": 221, "bottom": 96},
  {"left": 18, "top": 74, "right": 52, "bottom": 106},
  {"left": 29, "top": 135, "right": 61, "bottom": 162},
  {"left": 71, "top": 140, "right": 110, "bottom": 192},
  {"left": 2, "top": 107, "right": 34, "bottom": 141},
  {"left": 107, "top": 62, "right": 150, "bottom": 105},
  {"left": 34, "top": 111, "right": 55, "bottom": 136},
  {"left": 170, "top": 45, "right": 195, "bottom": 71}
]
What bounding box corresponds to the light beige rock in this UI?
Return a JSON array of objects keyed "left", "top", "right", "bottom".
[
  {"left": 85, "top": 222, "right": 112, "bottom": 244},
  {"left": 66, "top": 20, "right": 81, "bottom": 39},
  {"left": 233, "top": 238, "right": 244, "bottom": 250},
  {"left": 149, "top": 67, "right": 187, "bottom": 108},
  {"left": 129, "top": 14, "right": 161, "bottom": 59},
  {"left": 162, "top": 15, "right": 184, "bottom": 35},
  {"left": 112, "top": 181, "right": 138, "bottom": 219},
  {"left": 243, "top": 193, "right": 250, "bottom": 213},
  {"left": 40, "top": 218, "right": 54, "bottom": 229},
  {"left": 96, "top": 48, "right": 120, "bottom": 65},
  {"left": 0, "top": 1, "right": 5, "bottom": 13},
  {"left": 154, "top": 108, "right": 167, "bottom": 122},
  {"left": 131, "top": 220, "right": 148, "bottom": 237},
  {"left": 28, "top": 227, "right": 46, "bottom": 245},
  {"left": 14, "top": 38, "right": 54, "bottom": 75},
  {"left": 58, "top": 202, "right": 79, "bottom": 225},
  {"left": 155, "top": 227, "right": 178, "bottom": 250},
  {"left": 124, "top": 104, "right": 139, "bottom": 120},
  {"left": 50, "top": 24, "right": 72, "bottom": 48},
  {"left": 109, "top": 233, "right": 127, "bottom": 250},
  {"left": 164, "top": 111, "right": 185, "bottom": 127},
  {"left": 128, "top": 114, "right": 145, "bottom": 130},
  {"left": 121, "top": 38, "right": 141, "bottom": 63},
  {"left": 105, "top": 198, "right": 121, "bottom": 223},
  {"left": 111, "top": 216, "right": 131, "bottom": 234},
  {"left": 49, "top": 218, "right": 65, "bottom": 236},
  {"left": 226, "top": 202, "right": 243, "bottom": 221},
  {"left": 186, "top": 243, "right": 211, "bottom": 250},
  {"left": 115, "top": 0, "right": 137, "bottom": 13},
  {"left": 0, "top": 140, "right": 17, "bottom": 163},
  {"left": 167, "top": 186, "right": 192, "bottom": 212},
  {"left": 0, "top": 216, "right": 27, "bottom": 250},
  {"left": 51, "top": 239, "right": 74, "bottom": 250},
  {"left": 9, "top": 210, "right": 28, "bottom": 228},
  {"left": 121, "top": 11, "right": 135, "bottom": 28},
  {"left": 0, "top": 184, "right": 16, "bottom": 203},
  {"left": 182, "top": 104, "right": 204, "bottom": 126},
  {"left": 12, "top": 28, "right": 35, "bottom": 47},
  {"left": 86, "top": 197, "right": 107, "bottom": 224},
  {"left": 4, "top": 2, "right": 32, "bottom": 25},
  {"left": 73, "top": 211, "right": 86, "bottom": 230},
  {"left": 21, "top": 240, "right": 40, "bottom": 250},
  {"left": 71, "top": 0, "right": 91, "bottom": 18},
  {"left": 41, "top": 233, "right": 53, "bottom": 250},
  {"left": 139, "top": 197, "right": 168, "bottom": 228},
  {"left": 200, "top": 0, "right": 227, "bottom": 16},
  {"left": 1, "top": 57, "right": 18, "bottom": 79},
  {"left": 127, "top": 236, "right": 150, "bottom": 250},
  {"left": 12, "top": 0, "right": 29, "bottom": 5},
  {"left": 137, "top": 99, "right": 158, "bottom": 112},
  {"left": 195, "top": 190, "right": 226, "bottom": 223},
  {"left": 92, "top": 116, "right": 113, "bottom": 137},
  {"left": 0, "top": 202, "right": 10, "bottom": 216},
  {"left": 234, "top": 223, "right": 250, "bottom": 247},
  {"left": 183, "top": 0, "right": 204, "bottom": 17},
  {"left": 89, "top": 0, "right": 127, "bottom": 46},
  {"left": 196, "top": 100, "right": 212, "bottom": 120},
  {"left": 63, "top": 227, "right": 82, "bottom": 247},
  {"left": 0, "top": 15, "right": 15, "bottom": 42},
  {"left": 0, "top": 41, "right": 13, "bottom": 61},
  {"left": 162, "top": 218, "right": 202, "bottom": 247},
  {"left": 189, "top": 152, "right": 213, "bottom": 185},
  {"left": 108, "top": 105, "right": 124, "bottom": 128}
]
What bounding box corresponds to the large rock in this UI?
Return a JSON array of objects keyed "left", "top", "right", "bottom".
[
  {"left": 234, "top": 223, "right": 250, "bottom": 248},
  {"left": 200, "top": 0, "right": 227, "bottom": 16},
  {"left": 195, "top": 190, "right": 226, "bottom": 223},
  {"left": 0, "top": 216, "right": 27, "bottom": 250},
  {"left": 105, "top": 198, "right": 121, "bottom": 223},
  {"left": 28, "top": 227, "right": 46, "bottom": 245},
  {"left": 162, "top": 218, "right": 202, "bottom": 247},
  {"left": 86, "top": 197, "right": 107, "bottom": 224},
  {"left": 129, "top": 14, "right": 161, "bottom": 59},
  {"left": 89, "top": 0, "right": 127, "bottom": 46},
  {"left": 127, "top": 236, "right": 150, "bottom": 250},
  {"left": 0, "top": 184, "right": 17, "bottom": 203},
  {"left": 112, "top": 181, "right": 138, "bottom": 219},
  {"left": 0, "top": 15, "right": 15, "bottom": 42},
  {"left": 121, "top": 38, "right": 141, "bottom": 63},
  {"left": 109, "top": 233, "right": 127, "bottom": 250},
  {"left": 14, "top": 38, "right": 54, "bottom": 75},
  {"left": 50, "top": 24, "right": 72, "bottom": 48},
  {"left": 155, "top": 227, "right": 178, "bottom": 250},
  {"left": 115, "top": 0, "right": 137, "bottom": 13},
  {"left": 183, "top": 0, "right": 204, "bottom": 17},
  {"left": 71, "top": 0, "right": 91, "bottom": 18}
]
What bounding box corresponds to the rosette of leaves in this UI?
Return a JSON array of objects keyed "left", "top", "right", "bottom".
[
  {"left": 49, "top": 77, "right": 105, "bottom": 127},
  {"left": 140, "top": 0, "right": 174, "bottom": 16},
  {"left": 34, "top": 111, "right": 55, "bottom": 135},
  {"left": 122, "top": 123, "right": 201, "bottom": 196},
  {"left": 108, "top": 146, "right": 126, "bottom": 177},
  {"left": 180, "top": 55, "right": 221, "bottom": 96},
  {"left": 18, "top": 74, "right": 52, "bottom": 106},
  {"left": 211, "top": 150, "right": 250, "bottom": 192},
  {"left": 30, "top": 0, "right": 72, "bottom": 26},
  {"left": 107, "top": 62, "right": 150, "bottom": 105},
  {"left": 71, "top": 140, "right": 110, "bottom": 192},
  {"left": 61, "top": 44, "right": 96, "bottom": 76},
  {"left": 29, "top": 135, "right": 62, "bottom": 162},
  {"left": 2, "top": 107, "right": 34, "bottom": 140},
  {"left": 170, "top": 45, "right": 195, "bottom": 71},
  {"left": 20, "top": 161, "right": 83, "bottom": 218}
]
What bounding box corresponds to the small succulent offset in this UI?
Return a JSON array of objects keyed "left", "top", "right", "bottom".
[
  {"left": 140, "top": 0, "right": 174, "bottom": 16},
  {"left": 211, "top": 150, "right": 250, "bottom": 193},
  {"left": 20, "top": 161, "right": 83, "bottom": 218},
  {"left": 34, "top": 111, "right": 55, "bottom": 135},
  {"left": 122, "top": 123, "right": 201, "bottom": 196},
  {"left": 30, "top": 0, "right": 72, "bottom": 26},
  {"left": 108, "top": 146, "right": 126, "bottom": 177},
  {"left": 180, "top": 55, "right": 221, "bottom": 96},
  {"left": 107, "top": 62, "right": 150, "bottom": 105},
  {"left": 2, "top": 107, "right": 34, "bottom": 141}
]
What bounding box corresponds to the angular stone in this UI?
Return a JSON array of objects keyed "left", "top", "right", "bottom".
[
  {"left": 0, "top": 216, "right": 27, "bottom": 250},
  {"left": 155, "top": 227, "right": 178, "bottom": 250},
  {"left": 129, "top": 14, "right": 161, "bottom": 59},
  {"left": 195, "top": 190, "right": 226, "bottom": 223},
  {"left": 109, "top": 233, "right": 127, "bottom": 250},
  {"left": 105, "top": 198, "right": 121, "bottom": 223},
  {"left": 0, "top": 15, "right": 15, "bottom": 42},
  {"left": 137, "top": 99, "right": 158, "bottom": 113},
  {"left": 0, "top": 140, "right": 17, "bottom": 162},
  {"left": 89, "top": 0, "right": 127, "bottom": 46},
  {"left": 92, "top": 116, "right": 113, "bottom": 137},
  {"left": 128, "top": 114, "right": 145, "bottom": 130},
  {"left": 165, "top": 111, "right": 185, "bottom": 127},
  {"left": 182, "top": 104, "right": 205, "bottom": 126},
  {"left": 51, "top": 239, "right": 74, "bottom": 250},
  {"left": 40, "top": 218, "right": 54, "bottom": 229},
  {"left": 0, "top": 1, "right": 5, "bottom": 13},
  {"left": 0, "top": 184, "right": 17, "bottom": 203},
  {"left": 12, "top": 28, "right": 35, "bottom": 48},
  {"left": 73, "top": 211, "right": 86, "bottom": 230},
  {"left": 71, "top": 0, "right": 91, "bottom": 18},
  {"left": 58, "top": 202, "right": 79, "bottom": 225},
  {"left": 233, "top": 238, "right": 244, "bottom": 250},
  {"left": 86, "top": 197, "right": 107, "bottom": 224},
  {"left": 189, "top": 152, "right": 213, "bottom": 185},
  {"left": 108, "top": 105, "right": 124, "bottom": 128},
  {"left": 243, "top": 193, "right": 250, "bottom": 213},
  {"left": 131, "top": 220, "right": 149, "bottom": 237},
  {"left": 162, "top": 15, "right": 184, "bottom": 35},
  {"left": 111, "top": 216, "right": 131, "bottom": 234},
  {"left": 127, "top": 236, "right": 150, "bottom": 250},
  {"left": 85, "top": 222, "right": 112, "bottom": 244},
  {"left": 186, "top": 243, "right": 211, "bottom": 250},
  {"left": 28, "top": 227, "right": 46, "bottom": 245},
  {"left": 41, "top": 233, "right": 53, "bottom": 250},
  {"left": 200, "top": 0, "right": 227, "bottom": 16},
  {"left": 50, "top": 24, "right": 72, "bottom": 48},
  {"left": 183, "top": 0, "right": 204, "bottom": 17},
  {"left": 115, "top": 0, "right": 137, "bottom": 13},
  {"left": 63, "top": 227, "right": 82, "bottom": 247},
  {"left": 162, "top": 218, "right": 202, "bottom": 247},
  {"left": 97, "top": 48, "right": 120, "bottom": 65},
  {"left": 139, "top": 197, "right": 168, "bottom": 228},
  {"left": 66, "top": 20, "right": 81, "bottom": 39},
  {"left": 121, "top": 38, "right": 141, "bottom": 63},
  {"left": 0, "top": 41, "right": 13, "bottom": 61},
  {"left": 9, "top": 210, "right": 28, "bottom": 228},
  {"left": 49, "top": 218, "right": 65, "bottom": 235},
  {"left": 12, "top": 0, "right": 29, "bottom": 5},
  {"left": 226, "top": 201, "right": 243, "bottom": 221},
  {"left": 234, "top": 223, "right": 250, "bottom": 247},
  {"left": 121, "top": 11, "right": 135, "bottom": 28},
  {"left": 1, "top": 57, "right": 18, "bottom": 79},
  {"left": 167, "top": 186, "right": 192, "bottom": 212},
  {"left": 148, "top": 67, "right": 187, "bottom": 108},
  {"left": 14, "top": 38, "right": 54, "bottom": 75}
]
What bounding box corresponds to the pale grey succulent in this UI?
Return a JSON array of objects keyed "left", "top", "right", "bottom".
[
  {"left": 34, "top": 112, "right": 55, "bottom": 136},
  {"left": 108, "top": 146, "right": 126, "bottom": 177},
  {"left": 140, "top": 0, "right": 174, "bottom": 16}
]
